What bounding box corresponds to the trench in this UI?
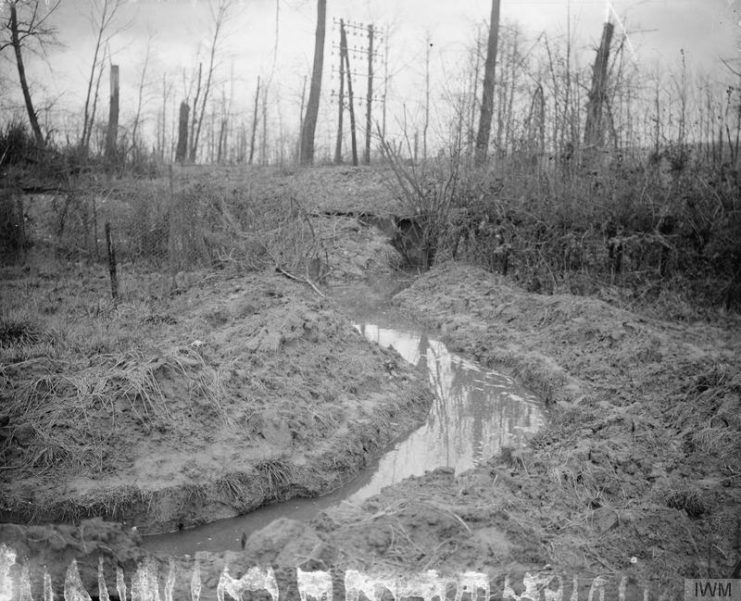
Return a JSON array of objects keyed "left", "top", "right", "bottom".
[{"left": 143, "top": 292, "right": 544, "bottom": 557}]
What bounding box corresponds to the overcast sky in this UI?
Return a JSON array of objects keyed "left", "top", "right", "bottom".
[{"left": 2, "top": 0, "right": 739, "bottom": 150}]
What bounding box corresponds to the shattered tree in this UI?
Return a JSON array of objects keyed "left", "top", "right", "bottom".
[{"left": 583, "top": 20, "right": 614, "bottom": 150}]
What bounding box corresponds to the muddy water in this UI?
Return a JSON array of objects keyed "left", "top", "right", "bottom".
[{"left": 143, "top": 318, "right": 543, "bottom": 556}]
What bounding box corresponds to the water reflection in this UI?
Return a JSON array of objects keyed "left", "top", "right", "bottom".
[
  {"left": 142, "top": 322, "right": 543, "bottom": 555},
  {"left": 350, "top": 324, "right": 543, "bottom": 501}
]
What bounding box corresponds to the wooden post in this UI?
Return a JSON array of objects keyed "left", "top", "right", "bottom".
[
  {"left": 105, "top": 222, "right": 118, "bottom": 302},
  {"left": 334, "top": 19, "right": 346, "bottom": 164},
  {"left": 105, "top": 65, "right": 120, "bottom": 168},
  {"left": 14, "top": 195, "right": 26, "bottom": 260},
  {"left": 364, "top": 24, "right": 374, "bottom": 164},
  {"left": 341, "top": 21, "right": 358, "bottom": 166}
]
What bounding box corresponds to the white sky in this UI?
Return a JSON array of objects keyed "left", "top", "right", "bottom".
[{"left": 2, "top": 0, "right": 740, "bottom": 153}]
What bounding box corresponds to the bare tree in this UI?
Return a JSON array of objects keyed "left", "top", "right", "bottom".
[
  {"left": 189, "top": 0, "right": 232, "bottom": 162},
  {"left": 80, "top": 0, "right": 126, "bottom": 155},
  {"left": 131, "top": 32, "right": 153, "bottom": 155},
  {"left": 474, "top": 0, "right": 501, "bottom": 166},
  {"left": 1, "top": 0, "right": 62, "bottom": 146},
  {"left": 104, "top": 64, "right": 119, "bottom": 165},
  {"left": 299, "top": 0, "right": 327, "bottom": 165},
  {"left": 249, "top": 76, "right": 260, "bottom": 165}
]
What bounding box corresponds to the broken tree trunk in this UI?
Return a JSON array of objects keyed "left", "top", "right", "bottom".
[
  {"left": 583, "top": 20, "right": 614, "bottom": 151},
  {"left": 175, "top": 101, "right": 189, "bottom": 162},
  {"left": 105, "top": 65, "right": 120, "bottom": 168}
]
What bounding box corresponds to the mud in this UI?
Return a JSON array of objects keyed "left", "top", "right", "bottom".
[
  {"left": 0, "top": 262, "right": 432, "bottom": 534},
  {"left": 274, "top": 264, "right": 740, "bottom": 598},
  {"left": 2, "top": 166, "right": 740, "bottom": 601}
]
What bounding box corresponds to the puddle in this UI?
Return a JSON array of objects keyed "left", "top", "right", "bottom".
[{"left": 143, "top": 319, "right": 543, "bottom": 556}]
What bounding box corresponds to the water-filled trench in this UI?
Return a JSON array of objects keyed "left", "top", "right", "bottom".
[{"left": 143, "top": 315, "right": 544, "bottom": 556}]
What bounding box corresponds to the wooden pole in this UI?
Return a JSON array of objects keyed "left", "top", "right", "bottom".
[
  {"left": 105, "top": 222, "right": 118, "bottom": 302},
  {"left": 334, "top": 19, "right": 346, "bottom": 164},
  {"left": 341, "top": 21, "right": 358, "bottom": 166},
  {"left": 364, "top": 24, "right": 374, "bottom": 164}
]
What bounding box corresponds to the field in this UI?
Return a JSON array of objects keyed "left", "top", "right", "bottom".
[{"left": 1, "top": 163, "right": 740, "bottom": 600}]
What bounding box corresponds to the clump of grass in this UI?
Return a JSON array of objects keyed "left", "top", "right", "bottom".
[
  {"left": 665, "top": 363, "right": 741, "bottom": 463},
  {"left": 255, "top": 458, "right": 294, "bottom": 491},
  {"left": 216, "top": 472, "right": 252, "bottom": 504},
  {"left": 665, "top": 489, "right": 707, "bottom": 518},
  {"left": 0, "top": 316, "right": 44, "bottom": 347}
]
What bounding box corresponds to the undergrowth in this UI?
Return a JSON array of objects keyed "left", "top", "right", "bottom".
[{"left": 380, "top": 143, "right": 741, "bottom": 314}]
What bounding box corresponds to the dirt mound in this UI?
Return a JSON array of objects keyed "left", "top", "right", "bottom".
[
  {"left": 0, "top": 265, "right": 432, "bottom": 534},
  {"left": 266, "top": 262, "right": 741, "bottom": 597}
]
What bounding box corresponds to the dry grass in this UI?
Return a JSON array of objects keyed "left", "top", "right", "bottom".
[
  {"left": 665, "top": 489, "right": 707, "bottom": 519},
  {"left": 0, "top": 269, "right": 242, "bottom": 480}
]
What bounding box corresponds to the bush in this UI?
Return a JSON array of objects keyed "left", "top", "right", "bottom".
[
  {"left": 380, "top": 140, "right": 741, "bottom": 312},
  {"left": 0, "top": 120, "right": 40, "bottom": 168}
]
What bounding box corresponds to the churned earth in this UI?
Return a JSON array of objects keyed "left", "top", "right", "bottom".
[
  {"left": 1, "top": 166, "right": 740, "bottom": 601},
  {"left": 276, "top": 263, "right": 740, "bottom": 599},
  {"left": 0, "top": 254, "right": 432, "bottom": 535}
]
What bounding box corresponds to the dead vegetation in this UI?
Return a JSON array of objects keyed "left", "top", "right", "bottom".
[{"left": 0, "top": 252, "right": 433, "bottom": 531}]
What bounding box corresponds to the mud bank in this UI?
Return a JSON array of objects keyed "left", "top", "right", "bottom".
[
  {"left": 0, "top": 265, "right": 432, "bottom": 534},
  {"left": 277, "top": 263, "right": 738, "bottom": 596}
]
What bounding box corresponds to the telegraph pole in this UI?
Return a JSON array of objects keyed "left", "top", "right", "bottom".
[
  {"left": 335, "top": 19, "right": 347, "bottom": 164},
  {"left": 341, "top": 21, "right": 358, "bottom": 166},
  {"left": 331, "top": 18, "right": 382, "bottom": 165},
  {"left": 364, "top": 24, "right": 374, "bottom": 164}
]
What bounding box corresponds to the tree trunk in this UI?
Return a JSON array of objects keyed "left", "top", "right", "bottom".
[
  {"left": 297, "top": 75, "right": 307, "bottom": 163},
  {"left": 583, "top": 20, "right": 614, "bottom": 150},
  {"left": 175, "top": 101, "right": 189, "bottom": 162},
  {"left": 189, "top": 63, "right": 202, "bottom": 162},
  {"left": 10, "top": 3, "right": 44, "bottom": 146},
  {"left": 249, "top": 76, "right": 260, "bottom": 165},
  {"left": 105, "top": 65, "right": 120, "bottom": 166},
  {"left": 474, "top": 0, "right": 501, "bottom": 167},
  {"left": 299, "top": 0, "right": 327, "bottom": 165},
  {"left": 423, "top": 32, "right": 430, "bottom": 161}
]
